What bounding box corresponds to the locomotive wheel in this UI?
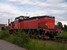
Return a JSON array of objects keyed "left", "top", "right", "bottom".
[
  {"left": 27, "top": 29, "right": 39, "bottom": 39},
  {"left": 48, "top": 33, "right": 55, "bottom": 39},
  {"left": 9, "top": 30, "right": 13, "bottom": 34}
]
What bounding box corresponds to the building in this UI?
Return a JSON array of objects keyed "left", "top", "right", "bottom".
[{"left": 0, "top": 24, "right": 6, "bottom": 30}]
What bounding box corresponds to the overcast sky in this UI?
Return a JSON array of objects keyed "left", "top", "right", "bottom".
[{"left": 0, "top": 0, "right": 67, "bottom": 25}]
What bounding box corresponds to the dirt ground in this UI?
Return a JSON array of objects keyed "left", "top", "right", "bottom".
[{"left": 0, "top": 40, "right": 27, "bottom": 50}]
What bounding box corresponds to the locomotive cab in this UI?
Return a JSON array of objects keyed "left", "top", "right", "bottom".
[{"left": 15, "top": 16, "right": 29, "bottom": 22}]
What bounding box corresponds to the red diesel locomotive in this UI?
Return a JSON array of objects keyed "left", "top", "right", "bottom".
[{"left": 9, "top": 15, "right": 62, "bottom": 38}]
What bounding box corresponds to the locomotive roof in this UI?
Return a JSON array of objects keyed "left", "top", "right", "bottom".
[
  {"left": 15, "top": 16, "right": 29, "bottom": 19},
  {"left": 32, "top": 15, "right": 52, "bottom": 18},
  {"left": 29, "top": 15, "right": 54, "bottom": 19},
  {"left": 15, "top": 17, "right": 20, "bottom": 19},
  {"left": 19, "top": 15, "right": 55, "bottom": 22}
]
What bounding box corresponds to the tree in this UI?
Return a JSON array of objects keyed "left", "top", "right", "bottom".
[
  {"left": 64, "top": 25, "right": 67, "bottom": 31},
  {"left": 57, "top": 22, "right": 63, "bottom": 29}
]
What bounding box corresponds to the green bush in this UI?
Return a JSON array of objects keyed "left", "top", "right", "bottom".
[
  {"left": 15, "top": 31, "right": 30, "bottom": 47},
  {"left": 6, "top": 34, "right": 17, "bottom": 44},
  {"left": 0, "top": 30, "right": 10, "bottom": 39},
  {"left": 6, "top": 30, "right": 30, "bottom": 47}
]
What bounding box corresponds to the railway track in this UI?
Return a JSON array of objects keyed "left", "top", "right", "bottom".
[
  {"left": 52, "top": 36, "right": 67, "bottom": 43},
  {"left": 30, "top": 35, "right": 67, "bottom": 43},
  {"left": 31, "top": 36, "right": 67, "bottom": 43}
]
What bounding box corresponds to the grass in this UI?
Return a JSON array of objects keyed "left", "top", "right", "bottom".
[
  {"left": 57, "top": 31, "right": 67, "bottom": 38},
  {"left": 0, "top": 30, "right": 67, "bottom": 50},
  {"left": 26, "top": 39, "right": 67, "bottom": 50},
  {"left": 26, "top": 39, "right": 46, "bottom": 50}
]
